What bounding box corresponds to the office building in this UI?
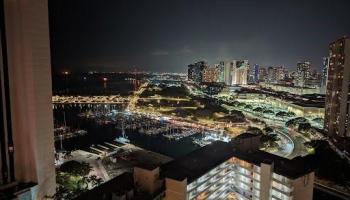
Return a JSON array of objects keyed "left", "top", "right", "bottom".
[
  {"left": 0, "top": 0, "right": 55, "bottom": 199},
  {"left": 325, "top": 37, "right": 350, "bottom": 137}
]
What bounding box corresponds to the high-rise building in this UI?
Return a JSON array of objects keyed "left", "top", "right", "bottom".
[
  {"left": 202, "top": 66, "right": 219, "bottom": 82},
  {"left": 296, "top": 61, "right": 311, "bottom": 87},
  {"left": 259, "top": 67, "right": 267, "bottom": 82},
  {"left": 320, "top": 57, "right": 329, "bottom": 94},
  {"left": 231, "top": 60, "right": 248, "bottom": 85},
  {"left": 248, "top": 64, "right": 259, "bottom": 84},
  {"left": 187, "top": 64, "right": 198, "bottom": 82},
  {"left": 267, "top": 66, "right": 277, "bottom": 83},
  {"left": 187, "top": 61, "right": 207, "bottom": 83},
  {"left": 325, "top": 37, "right": 350, "bottom": 137},
  {"left": 254, "top": 64, "right": 260, "bottom": 83},
  {"left": 222, "top": 61, "right": 233, "bottom": 85},
  {"left": 219, "top": 60, "right": 248, "bottom": 86},
  {"left": 276, "top": 66, "right": 288, "bottom": 81},
  {"left": 217, "top": 62, "right": 225, "bottom": 83}
]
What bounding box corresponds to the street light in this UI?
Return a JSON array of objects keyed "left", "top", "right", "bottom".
[
  {"left": 62, "top": 71, "right": 70, "bottom": 94},
  {"left": 103, "top": 77, "right": 108, "bottom": 89}
]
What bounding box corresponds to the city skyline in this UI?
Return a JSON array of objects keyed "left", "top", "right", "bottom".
[
  {"left": 3, "top": 1, "right": 350, "bottom": 199},
  {"left": 49, "top": 0, "right": 350, "bottom": 73}
]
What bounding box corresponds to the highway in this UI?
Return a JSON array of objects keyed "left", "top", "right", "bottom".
[{"left": 223, "top": 103, "right": 307, "bottom": 159}]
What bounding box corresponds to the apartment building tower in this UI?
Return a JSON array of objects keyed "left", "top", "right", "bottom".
[{"left": 324, "top": 37, "right": 350, "bottom": 136}]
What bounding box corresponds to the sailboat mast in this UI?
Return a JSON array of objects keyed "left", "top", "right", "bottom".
[{"left": 61, "top": 111, "right": 66, "bottom": 150}]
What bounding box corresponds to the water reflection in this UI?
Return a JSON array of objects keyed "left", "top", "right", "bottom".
[{"left": 53, "top": 104, "right": 200, "bottom": 158}]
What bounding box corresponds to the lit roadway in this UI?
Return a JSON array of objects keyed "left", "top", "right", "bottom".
[
  {"left": 244, "top": 110, "right": 308, "bottom": 159},
  {"left": 126, "top": 82, "right": 148, "bottom": 111},
  {"left": 222, "top": 99, "right": 308, "bottom": 159},
  {"left": 52, "top": 95, "right": 128, "bottom": 104},
  {"left": 248, "top": 111, "right": 309, "bottom": 159}
]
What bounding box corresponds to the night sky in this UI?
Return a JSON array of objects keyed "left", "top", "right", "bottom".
[{"left": 49, "top": 0, "right": 350, "bottom": 73}]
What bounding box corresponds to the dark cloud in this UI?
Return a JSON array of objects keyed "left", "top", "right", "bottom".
[
  {"left": 151, "top": 50, "right": 169, "bottom": 56},
  {"left": 49, "top": 0, "right": 350, "bottom": 73}
]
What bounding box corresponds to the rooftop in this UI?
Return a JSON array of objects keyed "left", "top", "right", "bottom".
[
  {"left": 160, "top": 136, "right": 317, "bottom": 183},
  {"left": 160, "top": 141, "right": 234, "bottom": 183},
  {"left": 240, "top": 87, "right": 325, "bottom": 108},
  {"left": 74, "top": 173, "right": 136, "bottom": 200},
  {"left": 0, "top": 182, "right": 37, "bottom": 200},
  {"left": 233, "top": 146, "right": 317, "bottom": 179}
]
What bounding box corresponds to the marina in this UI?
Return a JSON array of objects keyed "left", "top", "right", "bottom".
[
  {"left": 54, "top": 127, "right": 87, "bottom": 141},
  {"left": 163, "top": 128, "right": 198, "bottom": 140},
  {"left": 192, "top": 132, "right": 231, "bottom": 147}
]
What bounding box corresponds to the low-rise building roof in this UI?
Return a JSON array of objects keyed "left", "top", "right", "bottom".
[{"left": 161, "top": 135, "right": 317, "bottom": 183}]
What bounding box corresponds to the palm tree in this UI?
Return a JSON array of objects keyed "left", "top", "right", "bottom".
[
  {"left": 89, "top": 175, "right": 103, "bottom": 187},
  {"left": 63, "top": 150, "right": 73, "bottom": 159},
  {"left": 78, "top": 176, "right": 89, "bottom": 190}
]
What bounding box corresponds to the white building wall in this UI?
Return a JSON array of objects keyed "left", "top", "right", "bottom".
[{"left": 4, "top": 0, "right": 56, "bottom": 198}]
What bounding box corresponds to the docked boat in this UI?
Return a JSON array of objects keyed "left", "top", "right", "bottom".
[{"left": 115, "top": 121, "right": 130, "bottom": 144}]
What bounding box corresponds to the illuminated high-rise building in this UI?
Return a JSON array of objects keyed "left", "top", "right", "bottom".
[
  {"left": 187, "top": 61, "right": 207, "bottom": 83},
  {"left": 202, "top": 66, "right": 219, "bottom": 82},
  {"left": 320, "top": 57, "right": 329, "bottom": 94},
  {"left": 248, "top": 64, "right": 259, "bottom": 83},
  {"left": 259, "top": 67, "right": 267, "bottom": 82},
  {"left": 219, "top": 60, "right": 248, "bottom": 86},
  {"left": 231, "top": 60, "right": 248, "bottom": 85},
  {"left": 221, "top": 61, "right": 232, "bottom": 85},
  {"left": 223, "top": 61, "right": 233, "bottom": 85},
  {"left": 217, "top": 62, "right": 225, "bottom": 83},
  {"left": 187, "top": 64, "right": 198, "bottom": 82},
  {"left": 267, "top": 66, "right": 277, "bottom": 83},
  {"left": 324, "top": 37, "right": 350, "bottom": 137},
  {"left": 296, "top": 61, "right": 311, "bottom": 87},
  {"left": 253, "top": 64, "right": 260, "bottom": 83},
  {"left": 276, "top": 66, "right": 288, "bottom": 81}
]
